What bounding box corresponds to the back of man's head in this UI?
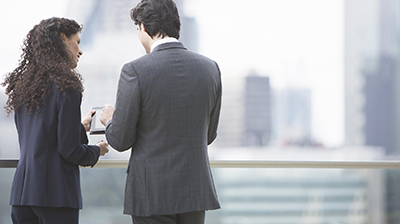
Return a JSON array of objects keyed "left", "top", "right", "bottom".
[{"left": 130, "top": 0, "right": 181, "bottom": 39}]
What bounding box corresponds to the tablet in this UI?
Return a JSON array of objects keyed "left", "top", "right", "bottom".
[{"left": 90, "top": 106, "right": 106, "bottom": 135}]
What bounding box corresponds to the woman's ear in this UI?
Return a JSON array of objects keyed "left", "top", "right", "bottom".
[{"left": 60, "top": 33, "right": 67, "bottom": 42}]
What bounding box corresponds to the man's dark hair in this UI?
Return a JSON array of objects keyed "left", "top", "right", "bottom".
[{"left": 130, "top": 0, "right": 180, "bottom": 39}]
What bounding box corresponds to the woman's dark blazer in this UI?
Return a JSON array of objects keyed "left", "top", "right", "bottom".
[{"left": 10, "top": 83, "right": 100, "bottom": 209}]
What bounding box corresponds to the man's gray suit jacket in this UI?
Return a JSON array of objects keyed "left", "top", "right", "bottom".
[{"left": 105, "top": 42, "right": 222, "bottom": 216}]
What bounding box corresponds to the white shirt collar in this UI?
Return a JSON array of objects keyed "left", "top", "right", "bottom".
[{"left": 150, "top": 37, "right": 179, "bottom": 53}]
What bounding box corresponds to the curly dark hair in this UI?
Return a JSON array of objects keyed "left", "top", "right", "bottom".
[
  {"left": 130, "top": 0, "right": 181, "bottom": 39},
  {"left": 2, "top": 17, "right": 84, "bottom": 115}
]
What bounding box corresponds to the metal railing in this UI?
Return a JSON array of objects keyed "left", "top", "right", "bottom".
[{"left": 1, "top": 159, "right": 400, "bottom": 169}]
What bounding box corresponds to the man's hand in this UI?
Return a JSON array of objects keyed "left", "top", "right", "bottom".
[
  {"left": 96, "top": 141, "right": 109, "bottom": 156},
  {"left": 82, "top": 110, "right": 96, "bottom": 132},
  {"left": 100, "top": 104, "right": 115, "bottom": 126}
]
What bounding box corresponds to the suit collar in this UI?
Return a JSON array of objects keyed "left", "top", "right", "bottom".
[
  {"left": 152, "top": 42, "right": 187, "bottom": 52},
  {"left": 150, "top": 37, "right": 178, "bottom": 52}
]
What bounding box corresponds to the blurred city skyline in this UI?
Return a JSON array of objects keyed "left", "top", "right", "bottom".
[{"left": 0, "top": 0, "right": 344, "bottom": 148}]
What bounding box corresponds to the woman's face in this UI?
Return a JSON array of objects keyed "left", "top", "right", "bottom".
[{"left": 63, "top": 33, "right": 83, "bottom": 68}]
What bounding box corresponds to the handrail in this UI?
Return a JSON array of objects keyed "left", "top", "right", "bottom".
[
  {"left": 0, "top": 160, "right": 18, "bottom": 168},
  {"left": 1, "top": 159, "right": 400, "bottom": 169}
]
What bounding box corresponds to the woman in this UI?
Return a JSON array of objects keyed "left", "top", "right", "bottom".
[{"left": 1, "top": 17, "right": 109, "bottom": 224}]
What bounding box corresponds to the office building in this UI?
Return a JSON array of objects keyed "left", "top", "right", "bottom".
[
  {"left": 272, "top": 88, "right": 313, "bottom": 147},
  {"left": 215, "top": 74, "right": 271, "bottom": 147},
  {"left": 345, "top": 1, "right": 400, "bottom": 223}
]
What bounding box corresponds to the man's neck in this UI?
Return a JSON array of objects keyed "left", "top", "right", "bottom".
[{"left": 148, "top": 36, "right": 178, "bottom": 53}]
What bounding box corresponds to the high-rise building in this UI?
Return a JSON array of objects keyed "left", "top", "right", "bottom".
[
  {"left": 344, "top": 0, "right": 379, "bottom": 147},
  {"left": 272, "top": 88, "right": 312, "bottom": 146},
  {"left": 363, "top": 56, "right": 397, "bottom": 155},
  {"left": 345, "top": 0, "right": 400, "bottom": 155},
  {"left": 244, "top": 75, "right": 271, "bottom": 146},
  {"left": 215, "top": 76, "right": 245, "bottom": 147},
  {"left": 361, "top": 0, "right": 400, "bottom": 156},
  {"left": 215, "top": 74, "right": 271, "bottom": 147},
  {"left": 345, "top": 1, "right": 400, "bottom": 223}
]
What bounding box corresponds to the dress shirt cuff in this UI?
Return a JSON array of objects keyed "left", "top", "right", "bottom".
[{"left": 106, "top": 118, "right": 112, "bottom": 130}]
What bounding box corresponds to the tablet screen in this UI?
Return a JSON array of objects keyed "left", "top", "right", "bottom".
[{"left": 90, "top": 106, "right": 106, "bottom": 135}]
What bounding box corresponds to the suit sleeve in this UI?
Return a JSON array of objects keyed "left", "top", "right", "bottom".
[
  {"left": 80, "top": 123, "right": 89, "bottom": 144},
  {"left": 208, "top": 62, "right": 222, "bottom": 145},
  {"left": 57, "top": 88, "right": 100, "bottom": 166},
  {"left": 105, "top": 63, "right": 141, "bottom": 151}
]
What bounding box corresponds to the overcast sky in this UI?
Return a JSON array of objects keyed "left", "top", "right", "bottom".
[{"left": 0, "top": 0, "right": 68, "bottom": 78}]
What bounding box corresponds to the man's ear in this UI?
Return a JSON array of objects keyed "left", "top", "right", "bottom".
[
  {"left": 140, "top": 23, "right": 146, "bottom": 32},
  {"left": 140, "top": 23, "right": 155, "bottom": 40}
]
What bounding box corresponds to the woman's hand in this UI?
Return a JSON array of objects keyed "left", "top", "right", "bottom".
[
  {"left": 96, "top": 141, "right": 109, "bottom": 156},
  {"left": 82, "top": 110, "right": 95, "bottom": 132}
]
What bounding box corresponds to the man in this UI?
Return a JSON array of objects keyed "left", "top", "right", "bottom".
[{"left": 99, "top": 0, "right": 222, "bottom": 223}]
